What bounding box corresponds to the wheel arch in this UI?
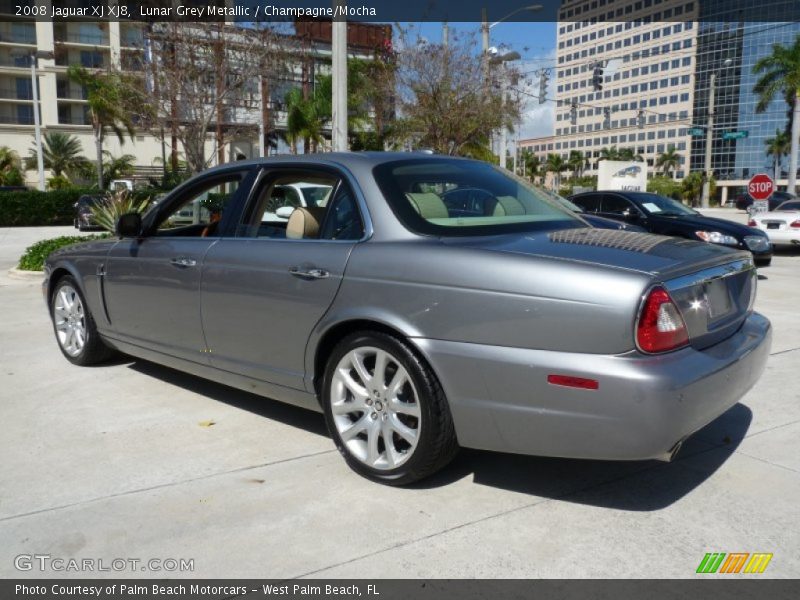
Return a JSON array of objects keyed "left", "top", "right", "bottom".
[
  {"left": 47, "top": 264, "right": 84, "bottom": 305},
  {"left": 308, "top": 314, "right": 435, "bottom": 400}
]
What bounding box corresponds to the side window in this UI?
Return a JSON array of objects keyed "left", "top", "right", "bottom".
[
  {"left": 601, "top": 194, "right": 635, "bottom": 216},
  {"left": 573, "top": 194, "right": 601, "bottom": 213},
  {"left": 238, "top": 170, "right": 343, "bottom": 239},
  {"left": 320, "top": 186, "right": 364, "bottom": 240},
  {"left": 155, "top": 174, "right": 242, "bottom": 237}
]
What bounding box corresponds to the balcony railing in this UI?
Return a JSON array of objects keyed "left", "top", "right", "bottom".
[
  {"left": 58, "top": 114, "right": 90, "bottom": 126},
  {"left": 0, "top": 87, "right": 33, "bottom": 100},
  {"left": 0, "top": 55, "right": 33, "bottom": 68},
  {"left": 54, "top": 32, "right": 110, "bottom": 46},
  {"left": 0, "top": 114, "right": 35, "bottom": 125},
  {"left": 0, "top": 30, "right": 37, "bottom": 45}
]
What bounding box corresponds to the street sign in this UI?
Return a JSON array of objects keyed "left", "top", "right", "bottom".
[
  {"left": 748, "top": 173, "right": 774, "bottom": 204},
  {"left": 688, "top": 127, "right": 705, "bottom": 136},
  {"left": 722, "top": 130, "right": 749, "bottom": 140}
]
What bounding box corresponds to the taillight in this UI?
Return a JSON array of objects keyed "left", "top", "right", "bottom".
[
  {"left": 636, "top": 286, "right": 689, "bottom": 353},
  {"left": 747, "top": 219, "right": 756, "bottom": 227},
  {"left": 791, "top": 220, "right": 800, "bottom": 229}
]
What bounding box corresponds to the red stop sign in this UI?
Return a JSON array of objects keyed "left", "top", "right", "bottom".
[{"left": 748, "top": 173, "right": 774, "bottom": 201}]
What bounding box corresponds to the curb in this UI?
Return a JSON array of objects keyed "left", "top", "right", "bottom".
[{"left": 7, "top": 268, "right": 44, "bottom": 281}]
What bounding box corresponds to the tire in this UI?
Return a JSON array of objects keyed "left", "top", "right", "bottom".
[
  {"left": 322, "top": 331, "right": 458, "bottom": 485},
  {"left": 50, "top": 275, "right": 115, "bottom": 366},
  {"left": 755, "top": 258, "right": 772, "bottom": 268}
]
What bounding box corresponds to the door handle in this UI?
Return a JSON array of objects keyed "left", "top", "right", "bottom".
[
  {"left": 289, "top": 266, "right": 330, "bottom": 279},
  {"left": 170, "top": 257, "right": 197, "bottom": 268}
]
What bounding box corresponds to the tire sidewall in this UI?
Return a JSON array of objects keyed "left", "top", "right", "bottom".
[
  {"left": 322, "top": 332, "right": 442, "bottom": 484},
  {"left": 50, "top": 276, "right": 93, "bottom": 366}
]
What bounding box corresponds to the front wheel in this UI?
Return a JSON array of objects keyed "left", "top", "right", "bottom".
[
  {"left": 322, "top": 332, "right": 458, "bottom": 485},
  {"left": 50, "top": 276, "right": 115, "bottom": 365}
]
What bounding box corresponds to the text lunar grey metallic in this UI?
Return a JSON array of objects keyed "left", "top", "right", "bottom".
[{"left": 43, "top": 153, "right": 771, "bottom": 484}]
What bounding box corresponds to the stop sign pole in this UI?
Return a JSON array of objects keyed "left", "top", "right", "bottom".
[{"left": 748, "top": 173, "right": 774, "bottom": 214}]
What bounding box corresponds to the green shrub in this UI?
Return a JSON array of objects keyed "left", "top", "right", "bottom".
[
  {"left": 90, "top": 189, "right": 152, "bottom": 233},
  {"left": 17, "top": 234, "right": 109, "bottom": 271},
  {"left": 0, "top": 188, "right": 95, "bottom": 226}
]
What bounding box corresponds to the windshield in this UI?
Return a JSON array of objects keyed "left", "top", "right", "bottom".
[
  {"left": 627, "top": 192, "right": 698, "bottom": 216},
  {"left": 373, "top": 158, "right": 584, "bottom": 236},
  {"left": 300, "top": 185, "right": 333, "bottom": 207}
]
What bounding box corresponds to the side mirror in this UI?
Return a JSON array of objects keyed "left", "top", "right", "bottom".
[
  {"left": 116, "top": 212, "right": 143, "bottom": 238},
  {"left": 275, "top": 206, "right": 295, "bottom": 219}
]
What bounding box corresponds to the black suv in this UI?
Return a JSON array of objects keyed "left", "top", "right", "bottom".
[{"left": 569, "top": 190, "right": 773, "bottom": 266}]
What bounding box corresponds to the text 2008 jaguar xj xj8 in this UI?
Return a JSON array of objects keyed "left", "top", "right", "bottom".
[{"left": 44, "top": 154, "right": 771, "bottom": 484}]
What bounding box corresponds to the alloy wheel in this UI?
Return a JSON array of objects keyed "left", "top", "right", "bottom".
[{"left": 53, "top": 285, "right": 86, "bottom": 357}]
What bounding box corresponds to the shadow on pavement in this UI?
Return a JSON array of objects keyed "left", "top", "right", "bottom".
[
  {"left": 120, "top": 356, "right": 751, "bottom": 510},
  {"left": 414, "top": 403, "right": 752, "bottom": 511},
  {"left": 127, "top": 359, "right": 329, "bottom": 438}
]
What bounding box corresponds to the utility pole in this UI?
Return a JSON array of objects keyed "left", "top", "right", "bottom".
[
  {"left": 442, "top": 22, "right": 449, "bottom": 47},
  {"left": 499, "top": 65, "right": 508, "bottom": 169},
  {"left": 30, "top": 53, "right": 45, "bottom": 191},
  {"left": 701, "top": 72, "right": 715, "bottom": 208},
  {"left": 331, "top": 0, "right": 348, "bottom": 152}
]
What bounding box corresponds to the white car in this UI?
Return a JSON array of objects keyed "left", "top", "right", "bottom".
[
  {"left": 262, "top": 182, "right": 333, "bottom": 222},
  {"left": 748, "top": 200, "right": 800, "bottom": 247}
]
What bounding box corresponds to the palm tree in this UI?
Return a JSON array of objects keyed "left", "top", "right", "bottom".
[
  {"left": 25, "top": 132, "right": 88, "bottom": 179},
  {"left": 67, "top": 66, "right": 138, "bottom": 188},
  {"left": 764, "top": 128, "right": 790, "bottom": 181},
  {"left": 545, "top": 153, "right": 566, "bottom": 190},
  {"left": 520, "top": 149, "right": 540, "bottom": 181},
  {"left": 283, "top": 87, "right": 324, "bottom": 154},
  {"left": 102, "top": 152, "right": 136, "bottom": 188},
  {"left": 567, "top": 150, "right": 585, "bottom": 178},
  {"left": 753, "top": 36, "right": 800, "bottom": 193},
  {"left": 599, "top": 146, "right": 621, "bottom": 161},
  {"left": 619, "top": 147, "right": 644, "bottom": 161},
  {"left": 655, "top": 146, "right": 682, "bottom": 177},
  {"left": 0, "top": 146, "right": 23, "bottom": 185}
]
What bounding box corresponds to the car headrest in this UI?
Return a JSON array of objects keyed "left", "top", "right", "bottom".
[
  {"left": 493, "top": 196, "right": 526, "bottom": 216},
  {"left": 406, "top": 192, "right": 449, "bottom": 219},
  {"left": 286, "top": 206, "right": 326, "bottom": 239}
]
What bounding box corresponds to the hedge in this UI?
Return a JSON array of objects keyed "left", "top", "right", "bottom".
[
  {"left": 18, "top": 234, "right": 109, "bottom": 272},
  {"left": 0, "top": 188, "right": 97, "bottom": 227}
]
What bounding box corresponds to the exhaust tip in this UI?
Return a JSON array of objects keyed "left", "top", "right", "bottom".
[{"left": 655, "top": 440, "right": 685, "bottom": 463}]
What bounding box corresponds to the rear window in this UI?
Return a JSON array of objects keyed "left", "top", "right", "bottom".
[{"left": 373, "top": 158, "right": 583, "bottom": 236}]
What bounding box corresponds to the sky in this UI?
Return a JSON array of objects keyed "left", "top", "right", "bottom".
[{"left": 406, "top": 21, "right": 558, "bottom": 141}]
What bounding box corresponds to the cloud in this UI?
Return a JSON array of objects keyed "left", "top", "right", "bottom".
[{"left": 519, "top": 102, "right": 555, "bottom": 140}]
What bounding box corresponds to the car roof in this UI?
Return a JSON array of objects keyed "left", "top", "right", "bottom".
[{"left": 200, "top": 152, "right": 475, "bottom": 175}]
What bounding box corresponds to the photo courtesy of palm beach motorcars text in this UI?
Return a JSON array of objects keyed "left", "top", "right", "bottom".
[{"left": 2, "top": 0, "right": 800, "bottom": 598}]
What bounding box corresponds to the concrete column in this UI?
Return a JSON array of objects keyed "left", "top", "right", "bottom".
[{"left": 720, "top": 185, "right": 728, "bottom": 207}]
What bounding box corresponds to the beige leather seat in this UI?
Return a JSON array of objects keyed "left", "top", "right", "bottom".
[
  {"left": 493, "top": 196, "right": 526, "bottom": 216},
  {"left": 406, "top": 192, "right": 449, "bottom": 219},
  {"left": 286, "top": 207, "right": 327, "bottom": 239}
]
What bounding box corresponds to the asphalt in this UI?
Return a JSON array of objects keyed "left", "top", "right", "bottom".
[{"left": 0, "top": 214, "right": 798, "bottom": 579}]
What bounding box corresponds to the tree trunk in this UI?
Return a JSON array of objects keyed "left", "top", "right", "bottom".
[
  {"left": 95, "top": 130, "right": 104, "bottom": 190},
  {"left": 789, "top": 91, "right": 800, "bottom": 193},
  {"left": 775, "top": 155, "right": 780, "bottom": 182}
]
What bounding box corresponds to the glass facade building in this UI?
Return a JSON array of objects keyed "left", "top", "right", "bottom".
[{"left": 690, "top": 2, "right": 800, "bottom": 196}]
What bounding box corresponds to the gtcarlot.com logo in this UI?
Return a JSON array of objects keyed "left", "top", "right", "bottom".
[
  {"left": 14, "top": 554, "right": 194, "bottom": 573},
  {"left": 696, "top": 552, "right": 773, "bottom": 574}
]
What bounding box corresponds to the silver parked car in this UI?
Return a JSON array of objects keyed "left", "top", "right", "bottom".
[{"left": 43, "top": 154, "right": 771, "bottom": 484}]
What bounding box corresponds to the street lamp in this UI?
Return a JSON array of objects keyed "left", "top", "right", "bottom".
[
  {"left": 9, "top": 50, "right": 53, "bottom": 190},
  {"left": 331, "top": 0, "right": 348, "bottom": 152},
  {"left": 701, "top": 58, "right": 733, "bottom": 208},
  {"left": 489, "top": 50, "right": 521, "bottom": 170},
  {"left": 482, "top": 5, "right": 543, "bottom": 54}
]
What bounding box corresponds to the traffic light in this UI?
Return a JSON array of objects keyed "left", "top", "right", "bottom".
[
  {"left": 538, "top": 69, "right": 549, "bottom": 105},
  {"left": 603, "top": 107, "right": 611, "bottom": 129},
  {"left": 637, "top": 110, "right": 645, "bottom": 129},
  {"left": 592, "top": 62, "right": 604, "bottom": 92},
  {"left": 570, "top": 102, "right": 577, "bottom": 125}
]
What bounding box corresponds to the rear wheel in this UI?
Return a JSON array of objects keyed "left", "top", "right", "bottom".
[
  {"left": 50, "top": 276, "right": 115, "bottom": 365},
  {"left": 322, "top": 331, "right": 458, "bottom": 485}
]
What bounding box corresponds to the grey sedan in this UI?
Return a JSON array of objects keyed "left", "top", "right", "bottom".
[{"left": 43, "top": 153, "right": 771, "bottom": 484}]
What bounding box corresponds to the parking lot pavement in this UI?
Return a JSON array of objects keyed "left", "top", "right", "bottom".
[{"left": 0, "top": 225, "right": 798, "bottom": 579}]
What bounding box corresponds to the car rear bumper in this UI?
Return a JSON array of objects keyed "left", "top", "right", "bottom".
[
  {"left": 764, "top": 230, "right": 800, "bottom": 245},
  {"left": 413, "top": 312, "right": 771, "bottom": 461}
]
